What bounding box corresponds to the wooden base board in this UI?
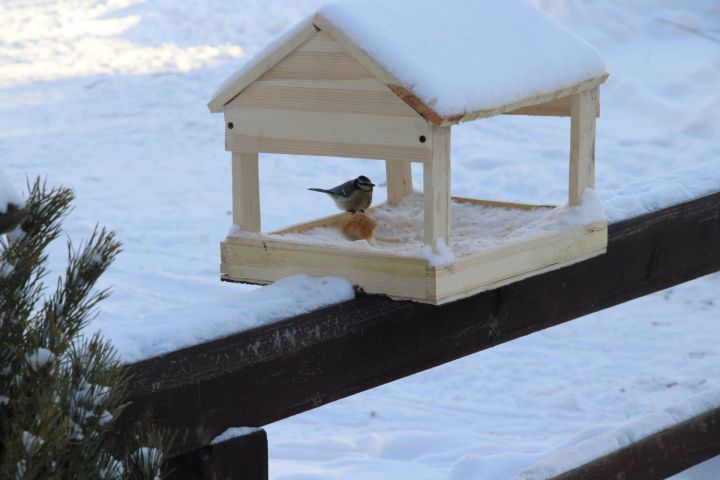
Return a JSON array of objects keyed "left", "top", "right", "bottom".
[{"left": 221, "top": 200, "right": 608, "bottom": 304}]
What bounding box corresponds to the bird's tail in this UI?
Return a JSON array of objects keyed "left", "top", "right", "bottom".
[{"left": 308, "top": 188, "right": 333, "bottom": 194}]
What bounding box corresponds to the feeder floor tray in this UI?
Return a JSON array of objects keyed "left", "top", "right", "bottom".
[{"left": 221, "top": 195, "right": 607, "bottom": 304}]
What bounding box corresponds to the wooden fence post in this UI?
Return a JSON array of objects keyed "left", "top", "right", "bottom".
[{"left": 166, "top": 428, "right": 268, "bottom": 480}]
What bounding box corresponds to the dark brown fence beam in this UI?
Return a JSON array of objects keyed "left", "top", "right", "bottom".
[
  {"left": 166, "top": 429, "right": 268, "bottom": 480},
  {"left": 549, "top": 406, "right": 720, "bottom": 480},
  {"left": 116, "top": 192, "right": 720, "bottom": 456}
]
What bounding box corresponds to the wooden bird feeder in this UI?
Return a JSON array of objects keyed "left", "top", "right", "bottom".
[{"left": 208, "top": 5, "right": 609, "bottom": 304}]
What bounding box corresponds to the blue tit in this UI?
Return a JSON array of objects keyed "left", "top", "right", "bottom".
[{"left": 308, "top": 175, "right": 375, "bottom": 213}]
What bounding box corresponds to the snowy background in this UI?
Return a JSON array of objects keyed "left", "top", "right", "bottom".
[{"left": 1, "top": 0, "right": 719, "bottom": 478}]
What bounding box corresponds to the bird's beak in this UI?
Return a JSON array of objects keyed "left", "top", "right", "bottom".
[{"left": 370, "top": 183, "right": 376, "bottom": 187}]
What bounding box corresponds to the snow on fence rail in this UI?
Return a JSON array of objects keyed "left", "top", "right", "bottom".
[
  {"left": 114, "top": 191, "right": 720, "bottom": 479},
  {"left": 519, "top": 388, "right": 720, "bottom": 480}
]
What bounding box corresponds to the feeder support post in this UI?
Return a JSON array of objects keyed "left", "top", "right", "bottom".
[
  {"left": 386, "top": 160, "right": 413, "bottom": 206},
  {"left": 569, "top": 86, "right": 599, "bottom": 206},
  {"left": 424, "top": 126, "right": 451, "bottom": 252},
  {"left": 232, "top": 152, "right": 261, "bottom": 232}
]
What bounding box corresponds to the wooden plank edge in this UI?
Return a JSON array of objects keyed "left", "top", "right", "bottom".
[
  {"left": 456, "top": 73, "right": 609, "bottom": 125},
  {"left": 223, "top": 221, "right": 607, "bottom": 305},
  {"left": 452, "top": 196, "right": 558, "bottom": 210},
  {"left": 548, "top": 406, "right": 720, "bottom": 480},
  {"left": 222, "top": 234, "right": 429, "bottom": 264},
  {"left": 233, "top": 220, "right": 605, "bottom": 267},
  {"left": 432, "top": 247, "right": 607, "bottom": 305},
  {"left": 225, "top": 135, "right": 433, "bottom": 162},
  {"left": 504, "top": 92, "right": 602, "bottom": 118}
]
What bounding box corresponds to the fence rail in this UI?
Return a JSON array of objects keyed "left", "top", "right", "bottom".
[
  {"left": 550, "top": 405, "right": 720, "bottom": 480},
  {"left": 114, "top": 191, "right": 720, "bottom": 478}
]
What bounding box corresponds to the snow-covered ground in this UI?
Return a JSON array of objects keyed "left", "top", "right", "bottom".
[{"left": 1, "top": 0, "right": 719, "bottom": 478}]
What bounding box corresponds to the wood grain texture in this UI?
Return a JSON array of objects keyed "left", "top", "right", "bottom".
[
  {"left": 224, "top": 108, "right": 429, "bottom": 146},
  {"left": 549, "top": 407, "right": 720, "bottom": 480},
  {"left": 458, "top": 75, "right": 607, "bottom": 125},
  {"left": 261, "top": 51, "right": 374, "bottom": 81},
  {"left": 451, "top": 196, "right": 556, "bottom": 210},
  {"left": 424, "top": 126, "right": 451, "bottom": 248},
  {"left": 249, "top": 78, "right": 389, "bottom": 92},
  {"left": 506, "top": 95, "right": 573, "bottom": 117},
  {"left": 431, "top": 222, "right": 606, "bottom": 303},
  {"left": 221, "top": 235, "right": 430, "bottom": 300},
  {"left": 221, "top": 217, "right": 606, "bottom": 304},
  {"left": 386, "top": 160, "right": 413, "bottom": 206},
  {"left": 296, "top": 31, "right": 344, "bottom": 53},
  {"left": 227, "top": 83, "right": 417, "bottom": 117},
  {"left": 231, "top": 152, "right": 260, "bottom": 232},
  {"left": 208, "top": 23, "right": 318, "bottom": 112},
  {"left": 223, "top": 31, "right": 431, "bottom": 162},
  {"left": 115, "top": 192, "right": 720, "bottom": 457},
  {"left": 166, "top": 429, "right": 268, "bottom": 480},
  {"left": 312, "top": 15, "right": 402, "bottom": 89},
  {"left": 225, "top": 134, "right": 432, "bottom": 162},
  {"left": 569, "top": 87, "right": 599, "bottom": 206},
  {"left": 504, "top": 92, "right": 602, "bottom": 118}
]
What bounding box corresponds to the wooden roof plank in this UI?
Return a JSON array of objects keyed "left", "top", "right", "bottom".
[
  {"left": 207, "top": 23, "right": 318, "bottom": 113},
  {"left": 312, "top": 14, "right": 452, "bottom": 125}
]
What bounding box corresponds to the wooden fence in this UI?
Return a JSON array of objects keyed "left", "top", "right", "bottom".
[{"left": 114, "top": 191, "right": 720, "bottom": 479}]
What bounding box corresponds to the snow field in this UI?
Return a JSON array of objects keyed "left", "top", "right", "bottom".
[{"left": 1, "top": 0, "right": 719, "bottom": 478}]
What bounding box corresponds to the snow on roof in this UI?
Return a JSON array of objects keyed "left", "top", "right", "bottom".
[
  {"left": 210, "top": 0, "right": 607, "bottom": 121},
  {"left": 318, "top": 0, "right": 607, "bottom": 118}
]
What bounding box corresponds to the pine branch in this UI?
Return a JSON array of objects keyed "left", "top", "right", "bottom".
[{"left": 1, "top": 178, "right": 168, "bottom": 479}]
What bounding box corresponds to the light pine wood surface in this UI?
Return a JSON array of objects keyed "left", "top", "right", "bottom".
[
  {"left": 208, "top": 23, "right": 318, "bottom": 112},
  {"left": 569, "top": 86, "right": 599, "bottom": 206},
  {"left": 224, "top": 31, "right": 432, "bottom": 162},
  {"left": 221, "top": 203, "right": 608, "bottom": 304},
  {"left": 424, "top": 126, "right": 451, "bottom": 249},
  {"left": 386, "top": 161, "right": 413, "bottom": 206},
  {"left": 232, "top": 152, "right": 261, "bottom": 232}
]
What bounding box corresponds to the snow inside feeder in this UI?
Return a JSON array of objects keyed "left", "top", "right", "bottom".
[
  {"left": 209, "top": 0, "right": 609, "bottom": 304},
  {"left": 238, "top": 191, "right": 606, "bottom": 268}
]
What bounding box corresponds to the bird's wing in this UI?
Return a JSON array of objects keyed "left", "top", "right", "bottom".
[{"left": 326, "top": 180, "right": 354, "bottom": 198}]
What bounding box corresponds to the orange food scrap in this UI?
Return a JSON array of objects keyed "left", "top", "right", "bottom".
[{"left": 342, "top": 213, "right": 378, "bottom": 241}]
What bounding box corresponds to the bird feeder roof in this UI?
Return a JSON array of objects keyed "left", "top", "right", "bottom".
[{"left": 209, "top": 0, "right": 608, "bottom": 125}]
